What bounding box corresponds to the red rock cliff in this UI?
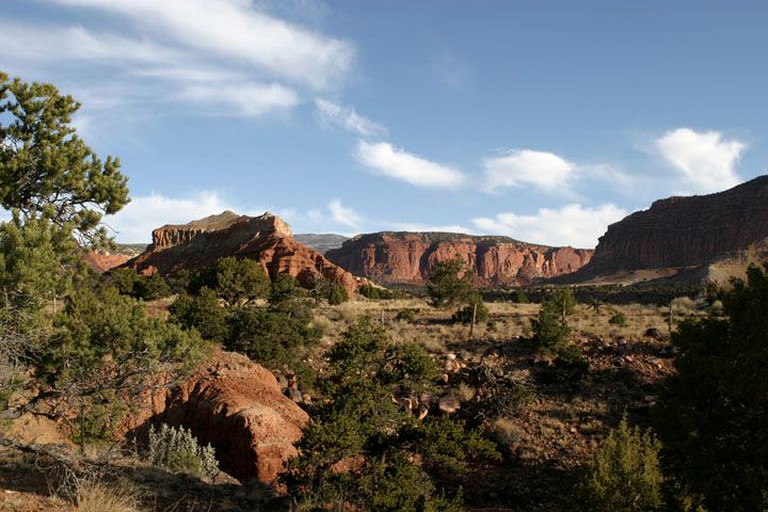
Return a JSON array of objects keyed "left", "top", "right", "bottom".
[
  {"left": 123, "top": 211, "right": 360, "bottom": 295},
  {"left": 325, "top": 232, "right": 592, "bottom": 286},
  {"left": 579, "top": 176, "right": 768, "bottom": 277}
]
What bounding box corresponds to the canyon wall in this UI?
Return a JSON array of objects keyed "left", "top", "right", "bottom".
[
  {"left": 326, "top": 232, "right": 592, "bottom": 286},
  {"left": 580, "top": 176, "right": 768, "bottom": 277}
]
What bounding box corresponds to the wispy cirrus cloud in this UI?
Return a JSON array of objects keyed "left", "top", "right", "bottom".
[
  {"left": 655, "top": 128, "right": 745, "bottom": 194},
  {"left": 47, "top": 0, "right": 353, "bottom": 90},
  {"left": 314, "top": 99, "right": 387, "bottom": 137},
  {"left": 483, "top": 149, "right": 577, "bottom": 193},
  {"left": 0, "top": 0, "right": 354, "bottom": 118},
  {"left": 473, "top": 203, "right": 627, "bottom": 248},
  {"left": 328, "top": 199, "right": 363, "bottom": 230},
  {"left": 355, "top": 140, "right": 465, "bottom": 189}
]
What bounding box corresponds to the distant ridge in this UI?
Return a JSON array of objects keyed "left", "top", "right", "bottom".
[
  {"left": 566, "top": 175, "right": 768, "bottom": 284},
  {"left": 294, "top": 233, "right": 349, "bottom": 254},
  {"left": 326, "top": 231, "right": 592, "bottom": 286}
]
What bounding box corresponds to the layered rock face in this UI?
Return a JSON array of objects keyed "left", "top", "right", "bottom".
[
  {"left": 124, "top": 211, "right": 360, "bottom": 294},
  {"left": 580, "top": 176, "right": 768, "bottom": 276},
  {"left": 326, "top": 232, "right": 592, "bottom": 286},
  {"left": 125, "top": 351, "right": 308, "bottom": 484}
]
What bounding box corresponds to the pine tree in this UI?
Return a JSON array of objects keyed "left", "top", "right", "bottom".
[{"left": 1, "top": 71, "right": 129, "bottom": 247}]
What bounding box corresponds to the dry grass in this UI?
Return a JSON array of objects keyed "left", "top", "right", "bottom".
[
  {"left": 74, "top": 480, "right": 140, "bottom": 512},
  {"left": 312, "top": 297, "right": 701, "bottom": 356},
  {"left": 489, "top": 417, "right": 524, "bottom": 453}
]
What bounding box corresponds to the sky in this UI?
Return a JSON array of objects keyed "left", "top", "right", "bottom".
[{"left": 2, "top": 0, "right": 767, "bottom": 248}]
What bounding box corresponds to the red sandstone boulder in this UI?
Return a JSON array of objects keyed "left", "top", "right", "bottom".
[
  {"left": 325, "top": 232, "right": 592, "bottom": 286},
  {"left": 125, "top": 350, "right": 308, "bottom": 484}
]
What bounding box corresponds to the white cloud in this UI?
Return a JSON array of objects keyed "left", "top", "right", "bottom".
[
  {"left": 0, "top": 24, "right": 183, "bottom": 67},
  {"left": 355, "top": 141, "right": 465, "bottom": 189},
  {"left": 314, "top": 99, "right": 386, "bottom": 137},
  {"left": 473, "top": 203, "right": 627, "bottom": 248},
  {"left": 47, "top": 0, "right": 353, "bottom": 90},
  {"left": 179, "top": 83, "right": 299, "bottom": 117},
  {"left": 1, "top": 0, "right": 354, "bottom": 118},
  {"left": 387, "top": 222, "right": 471, "bottom": 233},
  {"left": 105, "top": 191, "right": 249, "bottom": 243},
  {"left": 328, "top": 199, "right": 363, "bottom": 229},
  {"left": 655, "top": 128, "right": 745, "bottom": 193},
  {"left": 483, "top": 149, "right": 576, "bottom": 193}
]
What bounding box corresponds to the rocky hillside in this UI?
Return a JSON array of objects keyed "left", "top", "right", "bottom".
[
  {"left": 575, "top": 176, "right": 768, "bottom": 280},
  {"left": 123, "top": 211, "right": 361, "bottom": 294},
  {"left": 325, "top": 232, "right": 592, "bottom": 286},
  {"left": 82, "top": 244, "right": 146, "bottom": 273}
]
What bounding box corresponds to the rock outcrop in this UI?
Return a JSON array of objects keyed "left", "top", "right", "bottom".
[
  {"left": 125, "top": 350, "right": 308, "bottom": 484},
  {"left": 325, "top": 232, "right": 592, "bottom": 286},
  {"left": 576, "top": 176, "right": 768, "bottom": 278},
  {"left": 81, "top": 250, "right": 133, "bottom": 273},
  {"left": 123, "top": 211, "right": 360, "bottom": 295}
]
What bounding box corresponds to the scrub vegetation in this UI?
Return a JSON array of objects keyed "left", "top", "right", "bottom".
[{"left": 2, "top": 72, "right": 766, "bottom": 512}]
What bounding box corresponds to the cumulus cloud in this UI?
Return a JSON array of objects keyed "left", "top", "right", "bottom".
[
  {"left": 483, "top": 149, "right": 576, "bottom": 193},
  {"left": 473, "top": 203, "right": 627, "bottom": 248},
  {"left": 105, "top": 191, "right": 252, "bottom": 243},
  {"left": 314, "top": 99, "right": 386, "bottom": 137},
  {"left": 0, "top": 0, "right": 353, "bottom": 118},
  {"left": 328, "top": 199, "right": 363, "bottom": 229},
  {"left": 355, "top": 141, "right": 465, "bottom": 189},
  {"left": 655, "top": 128, "right": 745, "bottom": 193}
]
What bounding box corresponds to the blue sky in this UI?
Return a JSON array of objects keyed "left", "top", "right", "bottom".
[{"left": 2, "top": 0, "right": 767, "bottom": 247}]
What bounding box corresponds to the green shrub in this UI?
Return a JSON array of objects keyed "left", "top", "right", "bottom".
[
  {"left": 283, "top": 318, "right": 498, "bottom": 511},
  {"left": 359, "top": 284, "right": 395, "bottom": 300},
  {"left": 531, "top": 301, "right": 570, "bottom": 352},
  {"left": 269, "top": 273, "right": 303, "bottom": 307},
  {"left": 187, "top": 257, "right": 270, "bottom": 306},
  {"left": 327, "top": 282, "right": 349, "bottom": 305},
  {"left": 132, "top": 273, "right": 172, "bottom": 300},
  {"left": 549, "top": 344, "right": 589, "bottom": 383},
  {"left": 224, "top": 307, "right": 320, "bottom": 388},
  {"left": 451, "top": 298, "right": 489, "bottom": 325},
  {"left": 104, "top": 268, "right": 172, "bottom": 301},
  {"left": 608, "top": 312, "right": 627, "bottom": 326},
  {"left": 654, "top": 264, "right": 768, "bottom": 512},
  {"left": 515, "top": 289, "right": 529, "bottom": 304},
  {"left": 578, "top": 417, "right": 663, "bottom": 511},
  {"left": 168, "top": 288, "right": 228, "bottom": 341},
  {"left": 37, "top": 287, "right": 208, "bottom": 444},
  {"left": 427, "top": 258, "right": 474, "bottom": 308},
  {"left": 395, "top": 308, "right": 417, "bottom": 322},
  {"left": 147, "top": 423, "right": 219, "bottom": 479}
]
